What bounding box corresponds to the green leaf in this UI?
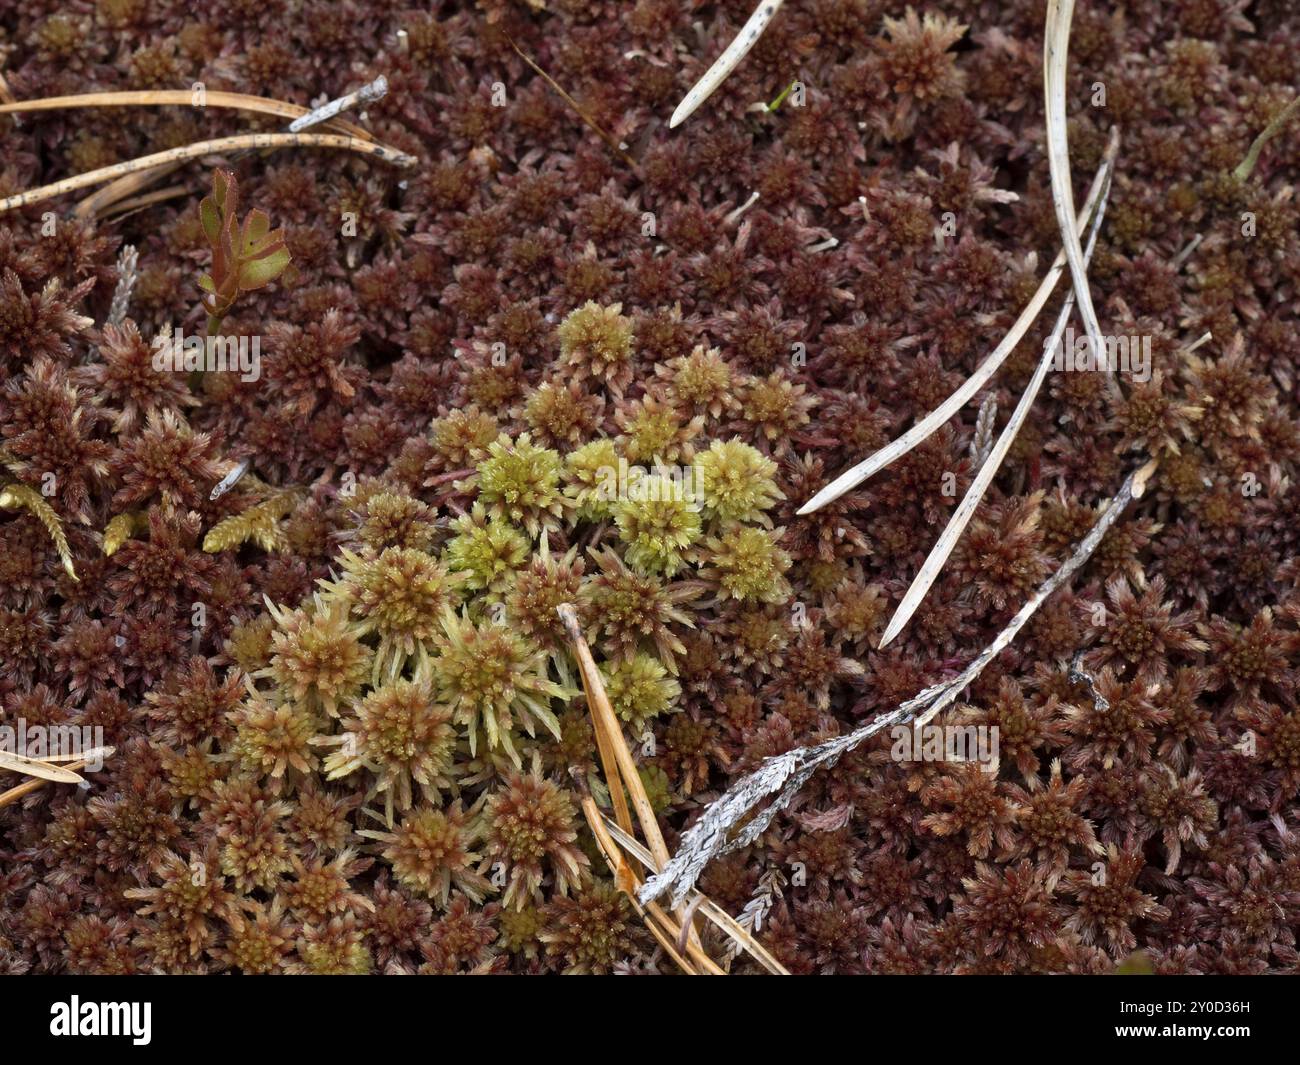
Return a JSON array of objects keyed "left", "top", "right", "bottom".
[
  {"left": 212, "top": 168, "right": 237, "bottom": 218},
  {"left": 239, "top": 208, "right": 271, "bottom": 256},
  {"left": 237, "top": 246, "right": 291, "bottom": 290},
  {"left": 200, "top": 196, "right": 221, "bottom": 247}
]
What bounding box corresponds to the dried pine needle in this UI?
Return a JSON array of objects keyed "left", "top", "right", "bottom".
[
  {"left": 0, "top": 132, "right": 415, "bottom": 215},
  {"left": 670, "top": 0, "right": 787, "bottom": 129},
  {"left": 557, "top": 603, "right": 707, "bottom": 958},
  {"left": 798, "top": 137, "right": 1118, "bottom": 516},
  {"left": 1044, "top": 0, "right": 1106, "bottom": 369},
  {"left": 877, "top": 138, "right": 1117, "bottom": 648},
  {"left": 71, "top": 79, "right": 388, "bottom": 219},
  {"left": 0, "top": 89, "right": 372, "bottom": 140}
]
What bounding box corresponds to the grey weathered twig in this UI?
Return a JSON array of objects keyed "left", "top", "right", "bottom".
[
  {"left": 106, "top": 244, "right": 138, "bottom": 327},
  {"left": 641, "top": 458, "right": 1158, "bottom": 908},
  {"left": 287, "top": 76, "right": 388, "bottom": 132},
  {"left": 1068, "top": 652, "right": 1110, "bottom": 713}
]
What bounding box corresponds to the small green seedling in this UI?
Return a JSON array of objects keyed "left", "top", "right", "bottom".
[{"left": 198, "top": 168, "right": 291, "bottom": 335}]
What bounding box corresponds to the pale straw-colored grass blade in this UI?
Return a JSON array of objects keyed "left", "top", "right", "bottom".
[
  {"left": 556, "top": 603, "right": 706, "bottom": 957},
  {"left": 0, "top": 750, "right": 87, "bottom": 784},
  {"left": 797, "top": 144, "right": 1116, "bottom": 516},
  {"left": 878, "top": 129, "right": 1118, "bottom": 648},
  {"left": 601, "top": 816, "right": 789, "bottom": 974},
  {"left": 1044, "top": 0, "right": 1107, "bottom": 367},
  {"left": 670, "top": 0, "right": 786, "bottom": 129},
  {"left": 0, "top": 748, "right": 115, "bottom": 809}
]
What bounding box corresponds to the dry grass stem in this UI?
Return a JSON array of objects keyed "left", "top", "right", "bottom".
[
  {"left": 0, "top": 89, "right": 371, "bottom": 138},
  {"left": 558, "top": 603, "right": 727, "bottom": 966},
  {"left": 643, "top": 458, "right": 1157, "bottom": 908},
  {"left": 2, "top": 132, "right": 414, "bottom": 215}
]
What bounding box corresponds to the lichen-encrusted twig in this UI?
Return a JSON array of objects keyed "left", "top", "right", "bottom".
[
  {"left": 798, "top": 140, "right": 1117, "bottom": 516},
  {"left": 641, "top": 458, "right": 1158, "bottom": 909},
  {"left": 967, "top": 395, "right": 997, "bottom": 468},
  {"left": 670, "top": 0, "right": 786, "bottom": 129},
  {"left": 287, "top": 76, "right": 388, "bottom": 132},
  {"left": 106, "top": 243, "right": 138, "bottom": 327},
  {"left": 723, "top": 866, "right": 785, "bottom": 965},
  {"left": 878, "top": 136, "right": 1117, "bottom": 648},
  {"left": 1068, "top": 652, "right": 1110, "bottom": 713}
]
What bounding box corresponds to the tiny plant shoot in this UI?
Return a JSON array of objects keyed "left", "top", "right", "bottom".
[{"left": 198, "top": 168, "right": 291, "bottom": 337}]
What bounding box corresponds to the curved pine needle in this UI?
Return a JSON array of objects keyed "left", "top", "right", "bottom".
[
  {"left": 878, "top": 145, "right": 1116, "bottom": 648},
  {"left": 1045, "top": 0, "right": 1106, "bottom": 368},
  {"left": 0, "top": 750, "right": 87, "bottom": 785},
  {"left": 72, "top": 80, "right": 387, "bottom": 219},
  {"left": 670, "top": 0, "right": 786, "bottom": 129},
  {"left": 0, "top": 132, "right": 416, "bottom": 215},
  {"left": 0, "top": 90, "right": 371, "bottom": 140},
  {"left": 1234, "top": 94, "right": 1300, "bottom": 182},
  {"left": 75, "top": 163, "right": 187, "bottom": 220},
  {"left": 797, "top": 140, "right": 1118, "bottom": 516}
]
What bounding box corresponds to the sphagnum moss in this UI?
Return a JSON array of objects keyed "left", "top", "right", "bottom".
[
  {"left": 7, "top": 0, "right": 1300, "bottom": 978},
  {"left": 197, "top": 412, "right": 792, "bottom": 958}
]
